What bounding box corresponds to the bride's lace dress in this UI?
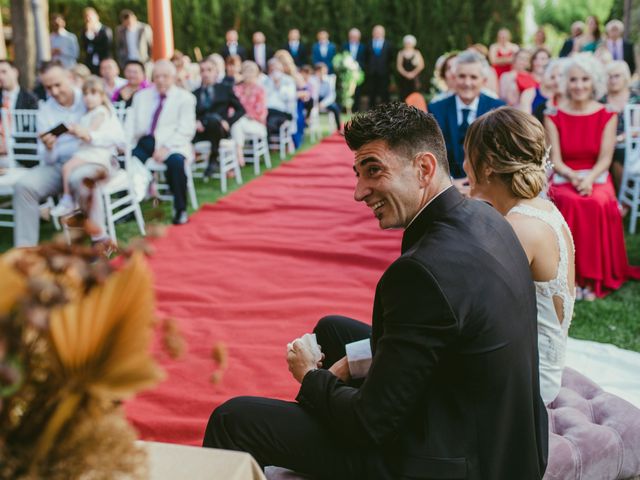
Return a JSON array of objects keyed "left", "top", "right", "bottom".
[{"left": 509, "top": 203, "right": 575, "bottom": 405}]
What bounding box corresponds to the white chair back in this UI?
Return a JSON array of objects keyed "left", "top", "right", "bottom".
[
  {"left": 619, "top": 104, "right": 640, "bottom": 234},
  {"left": 624, "top": 104, "right": 640, "bottom": 175},
  {"left": 113, "top": 102, "right": 127, "bottom": 125},
  {"left": 1, "top": 108, "right": 39, "bottom": 167}
]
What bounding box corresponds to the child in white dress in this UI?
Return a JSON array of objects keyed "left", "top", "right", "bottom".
[{"left": 51, "top": 76, "right": 118, "bottom": 217}]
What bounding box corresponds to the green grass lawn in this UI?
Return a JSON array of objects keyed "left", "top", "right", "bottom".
[{"left": 1, "top": 133, "right": 639, "bottom": 352}]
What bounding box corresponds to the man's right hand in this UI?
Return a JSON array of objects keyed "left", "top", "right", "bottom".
[
  {"left": 41, "top": 133, "right": 56, "bottom": 151},
  {"left": 329, "top": 356, "right": 351, "bottom": 383}
]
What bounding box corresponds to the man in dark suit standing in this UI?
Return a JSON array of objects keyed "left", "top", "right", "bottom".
[
  {"left": 0, "top": 60, "right": 39, "bottom": 159},
  {"left": 343, "top": 28, "right": 366, "bottom": 112},
  {"left": 312, "top": 30, "right": 337, "bottom": 74},
  {"left": 203, "top": 102, "right": 548, "bottom": 480},
  {"left": 193, "top": 58, "right": 245, "bottom": 177},
  {"left": 429, "top": 50, "right": 505, "bottom": 191},
  {"left": 559, "top": 21, "right": 584, "bottom": 57},
  {"left": 365, "top": 25, "right": 394, "bottom": 109},
  {"left": 605, "top": 20, "right": 636, "bottom": 75},
  {"left": 220, "top": 29, "right": 247, "bottom": 61},
  {"left": 80, "top": 7, "right": 113, "bottom": 75},
  {"left": 248, "top": 31, "right": 274, "bottom": 72},
  {"left": 284, "top": 28, "right": 308, "bottom": 67}
]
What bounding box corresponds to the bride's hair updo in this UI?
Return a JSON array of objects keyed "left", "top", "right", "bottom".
[{"left": 463, "top": 107, "right": 548, "bottom": 199}]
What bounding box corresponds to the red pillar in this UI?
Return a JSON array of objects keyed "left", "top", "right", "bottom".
[{"left": 147, "top": 0, "right": 174, "bottom": 60}]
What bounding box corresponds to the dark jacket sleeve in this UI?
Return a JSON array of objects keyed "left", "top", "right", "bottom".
[
  {"left": 227, "top": 89, "right": 246, "bottom": 125},
  {"left": 296, "top": 257, "right": 458, "bottom": 447}
]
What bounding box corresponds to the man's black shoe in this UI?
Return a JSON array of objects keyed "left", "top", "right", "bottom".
[{"left": 172, "top": 210, "right": 188, "bottom": 225}]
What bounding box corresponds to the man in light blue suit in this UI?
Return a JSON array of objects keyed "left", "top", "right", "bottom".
[
  {"left": 312, "top": 30, "right": 337, "bottom": 74},
  {"left": 428, "top": 51, "right": 505, "bottom": 189}
]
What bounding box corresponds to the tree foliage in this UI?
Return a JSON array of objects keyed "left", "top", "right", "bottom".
[
  {"left": 42, "top": 0, "right": 524, "bottom": 79},
  {"left": 532, "top": 0, "right": 615, "bottom": 32}
]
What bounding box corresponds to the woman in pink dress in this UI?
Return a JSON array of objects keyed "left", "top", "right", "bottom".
[{"left": 545, "top": 54, "right": 640, "bottom": 299}]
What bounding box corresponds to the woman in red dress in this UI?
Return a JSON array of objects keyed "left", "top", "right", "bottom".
[
  {"left": 545, "top": 54, "right": 640, "bottom": 299},
  {"left": 489, "top": 28, "right": 519, "bottom": 79}
]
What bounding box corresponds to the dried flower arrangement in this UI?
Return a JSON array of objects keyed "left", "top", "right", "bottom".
[{"left": 0, "top": 239, "right": 164, "bottom": 479}]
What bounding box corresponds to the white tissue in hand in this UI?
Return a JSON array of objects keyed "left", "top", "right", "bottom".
[{"left": 287, "top": 333, "right": 322, "bottom": 364}]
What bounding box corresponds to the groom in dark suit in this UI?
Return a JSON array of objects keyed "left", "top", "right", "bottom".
[
  {"left": 203, "top": 103, "right": 548, "bottom": 480},
  {"left": 429, "top": 50, "right": 505, "bottom": 188}
]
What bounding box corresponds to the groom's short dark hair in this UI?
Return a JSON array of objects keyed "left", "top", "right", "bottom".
[{"left": 344, "top": 102, "right": 449, "bottom": 174}]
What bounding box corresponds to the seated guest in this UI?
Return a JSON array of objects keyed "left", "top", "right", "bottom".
[
  {"left": 71, "top": 63, "right": 92, "bottom": 88},
  {"left": 126, "top": 60, "right": 196, "bottom": 225},
  {"left": 99, "top": 58, "right": 127, "bottom": 98},
  {"left": 431, "top": 53, "right": 458, "bottom": 102},
  {"left": 601, "top": 60, "right": 640, "bottom": 194},
  {"left": 112, "top": 60, "right": 150, "bottom": 107},
  {"left": 208, "top": 54, "right": 228, "bottom": 85},
  {"left": 248, "top": 31, "right": 274, "bottom": 72},
  {"left": 220, "top": 29, "right": 247, "bottom": 61},
  {"left": 203, "top": 103, "right": 548, "bottom": 479},
  {"left": 0, "top": 60, "right": 39, "bottom": 159},
  {"left": 311, "top": 30, "right": 336, "bottom": 74},
  {"left": 464, "top": 106, "right": 576, "bottom": 406},
  {"left": 545, "top": 54, "right": 640, "bottom": 299},
  {"left": 467, "top": 44, "right": 499, "bottom": 96},
  {"left": 192, "top": 58, "right": 245, "bottom": 176},
  {"left": 519, "top": 51, "right": 554, "bottom": 115},
  {"left": 531, "top": 59, "right": 566, "bottom": 124},
  {"left": 311, "top": 63, "right": 341, "bottom": 131},
  {"left": 50, "top": 13, "right": 79, "bottom": 68},
  {"left": 262, "top": 58, "right": 297, "bottom": 137},
  {"left": 499, "top": 48, "right": 533, "bottom": 105},
  {"left": 13, "top": 63, "right": 115, "bottom": 246},
  {"left": 224, "top": 54, "right": 243, "bottom": 85},
  {"left": 605, "top": 20, "right": 636, "bottom": 75},
  {"left": 50, "top": 76, "right": 124, "bottom": 217},
  {"left": 231, "top": 61, "right": 268, "bottom": 165},
  {"left": 284, "top": 28, "right": 308, "bottom": 67},
  {"left": 274, "top": 50, "right": 306, "bottom": 146},
  {"left": 428, "top": 50, "right": 505, "bottom": 187},
  {"left": 172, "top": 50, "right": 200, "bottom": 90}
]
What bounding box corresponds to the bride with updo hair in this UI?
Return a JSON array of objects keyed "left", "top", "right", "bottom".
[{"left": 463, "top": 106, "right": 575, "bottom": 405}]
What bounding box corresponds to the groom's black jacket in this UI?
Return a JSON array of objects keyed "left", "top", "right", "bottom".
[{"left": 297, "top": 187, "right": 548, "bottom": 480}]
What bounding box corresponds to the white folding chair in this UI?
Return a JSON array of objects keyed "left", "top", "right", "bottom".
[
  {"left": 269, "top": 120, "right": 295, "bottom": 160},
  {"left": 101, "top": 106, "right": 145, "bottom": 244},
  {"left": 192, "top": 141, "right": 211, "bottom": 180},
  {"left": 0, "top": 108, "right": 60, "bottom": 233},
  {"left": 192, "top": 139, "right": 243, "bottom": 192},
  {"left": 243, "top": 132, "right": 271, "bottom": 175},
  {"left": 619, "top": 104, "right": 640, "bottom": 234},
  {"left": 146, "top": 154, "right": 199, "bottom": 209}
]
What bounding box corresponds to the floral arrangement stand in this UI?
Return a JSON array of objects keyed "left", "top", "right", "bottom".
[{"left": 0, "top": 241, "right": 163, "bottom": 479}]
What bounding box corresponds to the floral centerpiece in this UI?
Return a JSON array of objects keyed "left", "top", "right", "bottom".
[
  {"left": 0, "top": 241, "right": 164, "bottom": 479},
  {"left": 332, "top": 52, "right": 364, "bottom": 113}
]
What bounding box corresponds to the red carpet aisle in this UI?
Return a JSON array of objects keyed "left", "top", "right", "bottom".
[{"left": 126, "top": 134, "right": 402, "bottom": 445}]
